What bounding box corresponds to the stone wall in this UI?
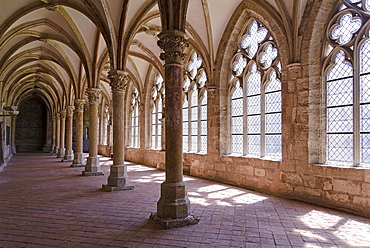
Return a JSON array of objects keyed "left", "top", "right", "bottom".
[{"left": 125, "top": 147, "right": 370, "bottom": 218}]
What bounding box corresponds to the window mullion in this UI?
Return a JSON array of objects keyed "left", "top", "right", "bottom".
[
  {"left": 197, "top": 95, "right": 201, "bottom": 153},
  {"left": 243, "top": 78, "right": 248, "bottom": 156},
  {"left": 354, "top": 46, "right": 361, "bottom": 165},
  {"left": 261, "top": 85, "right": 266, "bottom": 157}
]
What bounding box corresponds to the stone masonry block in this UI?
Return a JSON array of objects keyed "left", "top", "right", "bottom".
[
  {"left": 295, "top": 186, "right": 321, "bottom": 197},
  {"left": 254, "top": 168, "right": 266, "bottom": 177},
  {"left": 365, "top": 170, "right": 370, "bottom": 182},
  {"left": 353, "top": 196, "right": 370, "bottom": 207},
  {"left": 215, "top": 162, "right": 226, "bottom": 172},
  {"left": 280, "top": 172, "right": 303, "bottom": 185},
  {"left": 240, "top": 165, "right": 254, "bottom": 176},
  {"left": 325, "top": 192, "right": 350, "bottom": 203},
  {"left": 333, "top": 179, "right": 361, "bottom": 195},
  {"left": 362, "top": 183, "right": 370, "bottom": 197}
]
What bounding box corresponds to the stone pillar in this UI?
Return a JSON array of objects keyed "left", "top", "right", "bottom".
[
  {"left": 50, "top": 115, "right": 56, "bottom": 154},
  {"left": 54, "top": 113, "right": 60, "bottom": 155},
  {"left": 57, "top": 110, "right": 66, "bottom": 158},
  {"left": 63, "top": 105, "right": 74, "bottom": 162},
  {"left": 149, "top": 31, "right": 199, "bottom": 228},
  {"left": 83, "top": 88, "right": 104, "bottom": 176},
  {"left": 11, "top": 116, "right": 17, "bottom": 154},
  {"left": 102, "top": 70, "right": 133, "bottom": 191},
  {"left": 106, "top": 117, "right": 112, "bottom": 146},
  {"left": 101, "top": 112, "right": 108, "bottom": 145},
  {"left": 71, "top": 99, "right": 86, "bottom": 167}
]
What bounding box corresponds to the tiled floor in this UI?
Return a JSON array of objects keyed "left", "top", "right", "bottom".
[{"left": 0, "top": 153, "right": 370, "bottom": 248}]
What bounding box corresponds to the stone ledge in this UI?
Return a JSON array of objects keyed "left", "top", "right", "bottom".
[
  {"left": 149, "top": 212, "right": 199, "bottom": 229},
  {"left": 102, "top": 184, "right": 134, "bottom": 192},
  {"left": 82, "top": 171, "right": 104, "bottom": 176}
]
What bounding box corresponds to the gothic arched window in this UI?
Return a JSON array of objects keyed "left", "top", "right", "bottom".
[
  {"left": 151, "top": 74, "right": 164, "bottom": 149},
  {"left": 325, "top": 1, "right": 370, "bottom": 166},
  {"left": 183, "top": 51, "right": 208, "bottom": 153},
  {"left": 130, "top": 88, "right": 140, "bottom": 148},
  {"left": 230, "top": 20, "right": 282, "bottom": 158}
]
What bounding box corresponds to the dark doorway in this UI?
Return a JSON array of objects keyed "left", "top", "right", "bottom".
[{"left": 15, "top": 97, "right": 47, "bottom": 152}]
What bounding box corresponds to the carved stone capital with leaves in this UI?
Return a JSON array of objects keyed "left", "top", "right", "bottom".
[
  {"left": 86, "top": 88, "right": 101, "bottom": 104},
  {"left": 157, "top": 31, "right": 188, "bottom": 64},
  {"left": 74, "top": 99, "right": 86, "bottom": 112},
  {"left": 66, "top": 105, "right": 75, "bottom": 116},
  {"left": 60, "top": 110, "right": 67, "bottom": 119},
  {"left": 108, "top": 70, "right": 128, "bottom": 92}
]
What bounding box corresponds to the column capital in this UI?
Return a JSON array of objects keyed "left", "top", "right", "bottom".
[
  {"left": 74, "top": 99, "right": 86, "bottom": 112},
  {"left": 86, "top": 88, "right": 101, "bottom": 104},
  {"left": 55, "top": 113, "right": 61, "bottom": 119},
  {"left": 108, "top": 70, "right": 128, "bottom": 92},
  {"left": 157, "top": 31, "right": 189, "bottom": 64},
  {"left": 60, "top": 109, "right": 67, "bottom": 119},
  {"left": 66, "top": 105, "right": 75, "bottom": 116}
]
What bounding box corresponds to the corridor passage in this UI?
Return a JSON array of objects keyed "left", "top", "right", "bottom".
[{"left": 0, "top": 153, "right": 370, "bottom": 248}]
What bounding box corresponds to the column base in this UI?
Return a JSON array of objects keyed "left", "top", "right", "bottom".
[
  {"left": 82, "top": 171, "right": 104, "bottom": 176},
  {"left": 102, "top": 184, "right": 134, "bottom": 192},
  {"left": 149, "top": 212, "right": 199, "bottom": 229},
  {"left": 70, "top": 163, "right": 85, "bottom": 167},
  {"left": 53, "top": 146, "right": 59, "bottom": 155},
  {"left": 102, "top": 164, "right": 134, "bottom": 191},
  {"left": 62, "top": 150, "right": 74, "bottom": 162},
  {"left": 82, "top": 156, "right": 104, "bottom": 176},
  {"left": 57, "top": 148, "right": 65, "bottom": 158},
  {"left": 157, "top": 181, "right": 191, "bottom": 219},
  {"left": 71, "top": 152, "right": 85, "bottom": 167}
]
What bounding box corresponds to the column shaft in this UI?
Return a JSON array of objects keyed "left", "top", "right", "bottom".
[
  {"left": 102, "top": 70, "right": 133, "bottom": 191},
  {"left": 83, "top": 88, "right": 104, "bottom": 176},
  {"left": 11, "top": 116, "right": 16, "bottom": 154},
  {"left": 50, "top": 116, "right": 56, "bottom": 154},
  {"left": 57, "top": 110, "right": 66, "bottom": 158},
  {"left": 150, "top": 31, "right": 199, "bottom": 229},
  {"left": 63, "top": 106, "right": 74, "bottom": 161},
  {"left": 54, "top": 114, "right": 60, "bottom": 155},
  {"left": 71, "top": 99, "right": 85, "bottom": 167}
]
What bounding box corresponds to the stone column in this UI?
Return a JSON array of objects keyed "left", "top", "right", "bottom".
[
  {"left": 106, "top": 117, "right": 112, "bottom": 146},
  {"left": 57, "top": 110, "right": 66, "bottom": 158},
  {"left": 83, "top": 88, "right": 104, "bottom": 176},
  {"left": 149, "top": 31, "right": 199, "bottom": 228},
  {"left": 101, "top": 112, "right": 108, "bottom": 145},
  {"left": 102, "top": 70, "right": 133, "bottom": 191},
  {"left": 71, "top": 99, "right": 86, "bottom": 167},
  {"left": 11, "top": 116, "right": 17, "bottom": 154},
  {"left": 54, "top": 113, "right": 60, "bottom": 155},
  {"left": 63, "top": 105, "right": 74, "bottom": 162},
  {"left": 50, "top": 115, "right": 56, "bottom": 154}
]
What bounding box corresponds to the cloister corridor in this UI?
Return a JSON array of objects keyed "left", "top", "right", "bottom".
[{"left": 0, "top": 153, "right": 370, "bottom": 248}]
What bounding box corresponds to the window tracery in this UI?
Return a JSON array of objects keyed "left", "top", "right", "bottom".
[
  {"left": 151, "top": 74, "right": 164, "bottom": 150},
  {"left": 325, "top": 1, "right": 370, "bottom": 166},
  {"left": 230, "top": 20, "right": 281, "bottom": 158},
  {"left": 183, "top": 51, "right": 208, "bottom": 153},
  {"left": 130, "top": 88, "right": 140, "bottom": 148}
]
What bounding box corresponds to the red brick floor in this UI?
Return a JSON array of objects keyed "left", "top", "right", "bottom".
[{"left": 1, "top": 153, "right": 370, "bottom": 248}]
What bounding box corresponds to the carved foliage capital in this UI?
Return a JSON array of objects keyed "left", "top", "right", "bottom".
[
  {"left": 108, "top": 70, "right": 128, "bottom": 92},
  {"left": 66, "top": 105, "right": 75, "bottom": 116},
  {"left": 157, "top": 31, "right": 189, "bottom": 64},
  {"left": 60, "top": 110, "right": 67, "bottom": 119},
  {"left": 86, "top": 88, "right": 101, "bottom": 103},
  {"left": 74, "top": 99, "right": 86, "bottom": 112}
]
